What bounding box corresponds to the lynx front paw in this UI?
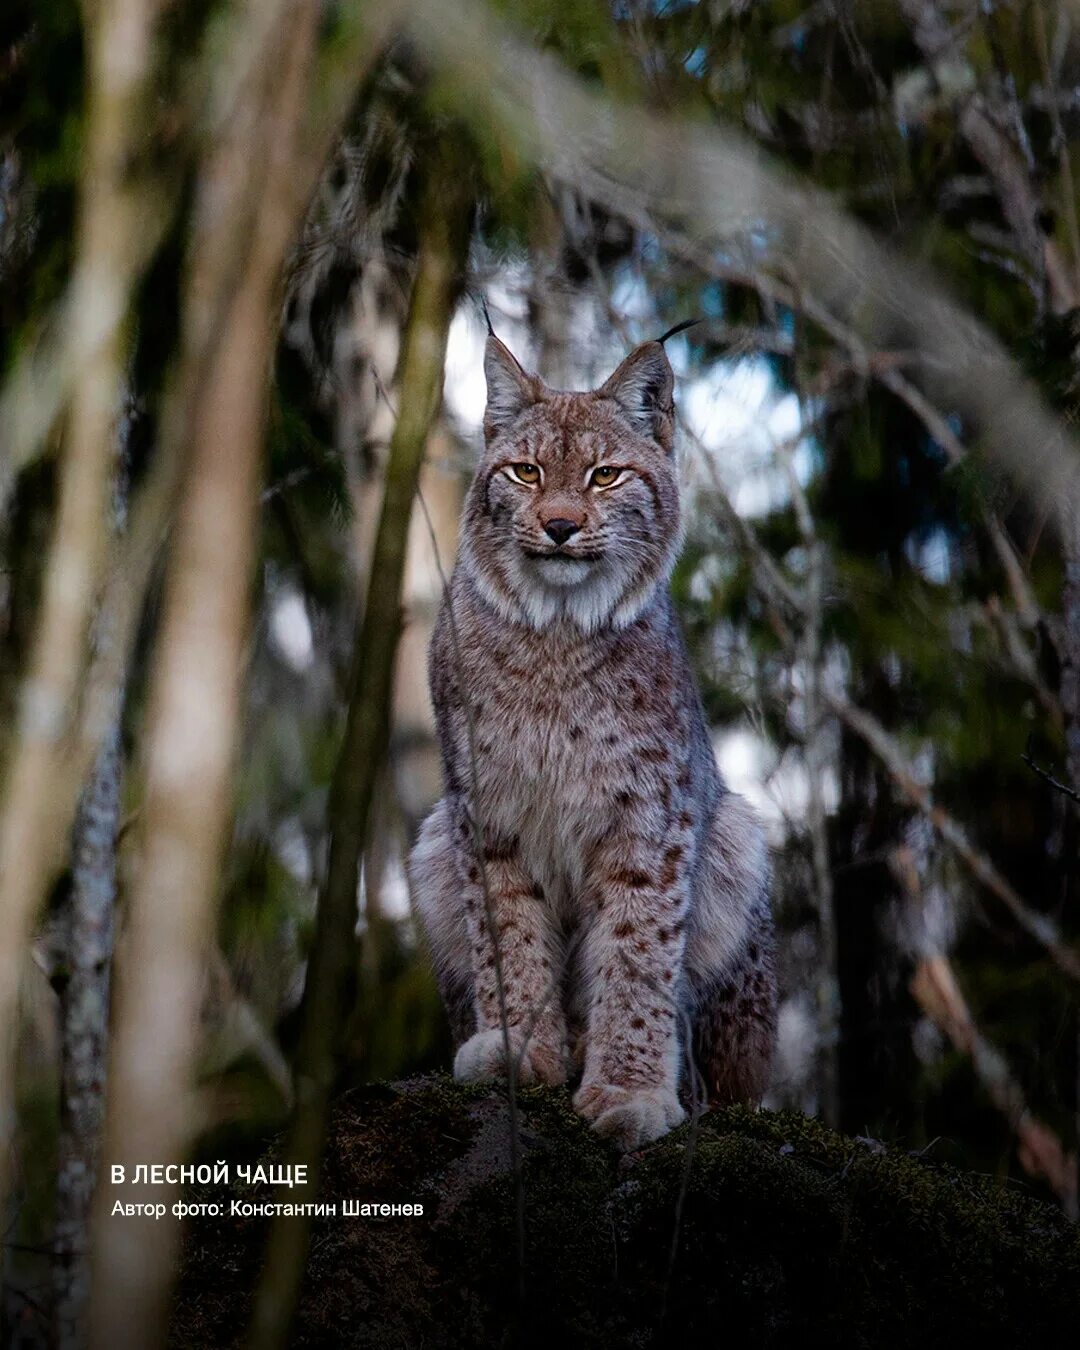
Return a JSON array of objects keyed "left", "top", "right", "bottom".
[
  {"left": 573, "top": 1081, "right": 686, "bottom": 1150},
  {"left": 454, "top": 1028, "right": 567, "bottom": 1087}
]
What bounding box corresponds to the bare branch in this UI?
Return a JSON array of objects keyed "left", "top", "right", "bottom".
[
  {"left": 901, "top": 0, "right": 1080, "bottom": 314},
  {"left": 1021, "top": 745, "right": 1080, "bottom": 807},
  {"left": 1034, "top": 1, "right": 1080, "bottom": 283},
  {"left": 396, "top": 0, "right": 1080, "bottom": 548},
  {"left": 876, "top": 366, "right": 1041, "bottom": 630},
  {"left": 911, "top": 953, "right": 1077, "bottom": 1212},
  {"left": 829, "top": 694, "right": 1080, "bottom": 983},
  {"left": 52, "top": 404, "right": 132, "bottom": 1350}
]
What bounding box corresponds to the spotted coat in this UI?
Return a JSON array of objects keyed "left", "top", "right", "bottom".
[{"left": 408, "top": 333, "right": 776, "bottom": 1150}]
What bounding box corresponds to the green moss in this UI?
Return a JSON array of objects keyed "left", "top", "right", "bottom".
[{"left": 172, "top": 1077, "right": 1080, "bottom": 1349}]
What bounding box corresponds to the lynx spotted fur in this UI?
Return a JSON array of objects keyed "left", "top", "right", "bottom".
[{"left": 408, "top": 330, "right": 776, "bottom": 1150}]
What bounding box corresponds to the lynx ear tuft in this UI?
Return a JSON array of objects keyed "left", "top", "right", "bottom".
[
  {"left": 484, "top": 335, "right": 541, "bottom": 442},
  {"left": 599, "top": 341, "right": 675, "bottom": 452}
]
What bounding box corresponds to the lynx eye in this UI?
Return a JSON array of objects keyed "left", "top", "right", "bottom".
[
  {"left": 590, "top": 465, "right": 622, "bottom": 488},
  {"left": 506, "top": 462, "right": 541, "bottom": 486}
]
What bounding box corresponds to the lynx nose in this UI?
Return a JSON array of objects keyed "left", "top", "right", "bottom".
[{"left": 543, "top": 518, "right": 581, "bottom": 546}]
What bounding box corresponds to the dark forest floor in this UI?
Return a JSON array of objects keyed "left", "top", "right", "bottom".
[{"left": 172, "top": 1074, "right": 1080, "bottom": 1348}]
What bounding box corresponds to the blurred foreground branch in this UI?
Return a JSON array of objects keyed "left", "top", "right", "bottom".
[
  {"left": 686, "top": 398, "right": 1080, "bottom": 984},
  {"left": 86, "top": 4, "right": 321, "bottom": 1344},
  {"left": 911, "top": 953, "right": 1078, "bottom": 1213},
  {"left": 55, "top": 722, "right": 124, "bottom": 1349},
  {"left": 396, "top": 0, "right": 1080, "bottom": 540},
  {"left": 0, "top": 4, "right": 169, "bottom": 512},
  {"left": 830, "top": 696, "right": 1080, "bottom": 983},
  {"left": 246, "top": 139, "right": 472, "bottom": 1350},
  {"left": 0, "top": 0, "right": 161, "bottom": 1209}
]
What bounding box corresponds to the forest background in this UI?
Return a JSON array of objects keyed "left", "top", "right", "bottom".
[{"left": 2, "top": 0, "right": 1080, "bottom": 1345}]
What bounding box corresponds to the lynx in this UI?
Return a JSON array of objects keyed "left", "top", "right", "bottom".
[{"left": 408, "top": 327, "right": 776, "bottom": 1150}]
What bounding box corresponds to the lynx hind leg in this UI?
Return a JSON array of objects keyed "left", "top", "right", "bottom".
[
  {"left": 688, "top": 903, "right": 777, "bottom": 1106},
  {"left": 683, "top": 791, "right": 777, "bottom": 1106},
  {"left": 407, "top": 799, "right": 475, "bottom": 1049}
]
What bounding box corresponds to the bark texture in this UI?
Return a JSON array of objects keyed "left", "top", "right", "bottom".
[{"left": 53, "top": 722, "right": 122, "bottom": 1350}]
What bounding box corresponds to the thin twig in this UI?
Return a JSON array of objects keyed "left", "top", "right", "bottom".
[
  {"left": 1035, "top": 2, "right": 1080, "bottom": 283},
  {"left": 397, "top": 0, "right": 1080, "bottom": 548},
  {"left": 830, "top": 693, "right": 1080, "bottom": 983},
  {"left": 374, "top": 342, "right": 532, "bottom": 1299},
  {"left": 1021, "top": 747, "right": 1080, "bottom": 807},
  {"left": 911, "top": 950, "right": 1077, "bottom": 1213}
]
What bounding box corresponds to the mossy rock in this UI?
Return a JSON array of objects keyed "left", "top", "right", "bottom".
[{"left": 172, "top": 1074, "right": 1080, "bottom": 1348}]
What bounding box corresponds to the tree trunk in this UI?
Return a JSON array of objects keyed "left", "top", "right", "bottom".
[
  {"left": 0, "top": 0, "right": 158, "bottom": 1213},
  {"left": 86, "top": 7, "right": 320, "bottom": 1344},
  {"left": 54, "top": 721, "right": 122, "bottom": 1350},
  {"left": 246, "top": 138, "right": 472, "bottom": 1350},
  {"left": 392, "top": 424, "right": 464, "bottom": 832}
]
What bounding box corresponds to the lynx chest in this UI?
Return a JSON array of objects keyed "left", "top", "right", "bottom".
[{"left": 448, "top": 622, "right": 685, "bottom": 910}]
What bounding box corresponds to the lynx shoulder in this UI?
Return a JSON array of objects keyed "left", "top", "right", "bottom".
[{"left": 408, "top": 328, "right": 776, "bottom": 1150}]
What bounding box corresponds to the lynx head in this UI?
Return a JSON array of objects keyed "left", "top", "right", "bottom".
[{"left": 459, "top": 334, "right": 682, "bottom": 634}]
